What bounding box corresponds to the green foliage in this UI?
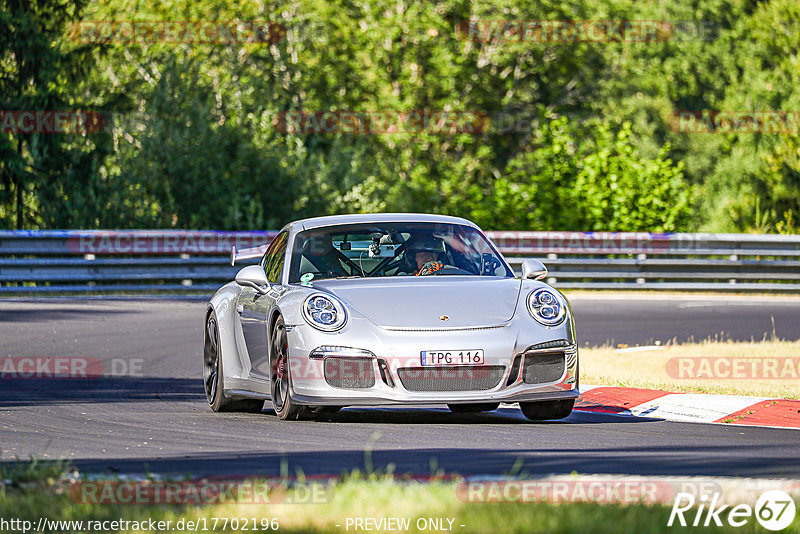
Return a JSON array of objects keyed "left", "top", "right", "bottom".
[
  {"left": 467, "top": 118, "right": 690, "bottom": 231},
  {"left": 0, "top": 0, "right": 109, "bottom": 229},
  {"left": 571, "top": 123, "right": 690, "bottom": 232},
  {"left": 112, "top": 58, "right": 294, "bottom": 229},
  {"left": 0, "top": 0, "right": 798, "bottom": 232}
]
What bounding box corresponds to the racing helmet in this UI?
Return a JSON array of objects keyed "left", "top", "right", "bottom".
[{"left": 403, "top": 233, "right": 445, "bottom": 270}]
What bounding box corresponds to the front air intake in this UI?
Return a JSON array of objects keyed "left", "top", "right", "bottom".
[
  {"left": 324, "top": 357, "right": 375, "bottom": 389},
  {"left": 522, "top": 352, "right": 566, "bottom": 384},
  {"left": 397, "top": 365, "right": 505, "bottom": 392}
]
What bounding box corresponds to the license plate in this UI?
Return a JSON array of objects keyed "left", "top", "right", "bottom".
[{"left": 420, "top": 349, "right": 484, "bottom": 366}]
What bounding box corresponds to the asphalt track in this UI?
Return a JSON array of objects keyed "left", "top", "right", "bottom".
[{"left": 1, "top": 295, "right": 799, "bottom": 479}]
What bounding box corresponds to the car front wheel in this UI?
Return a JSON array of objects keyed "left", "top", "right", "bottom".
[
  {"left": 271, "top": 316, "right": 307, "bottom": 420},
  {"left": 519, "top": 399, "right": 574, "bottom": 421}
]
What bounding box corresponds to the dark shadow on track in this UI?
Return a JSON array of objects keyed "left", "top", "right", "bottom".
[
  {"left": 26, "top": 441, "right": 800, "bottom": 479},
  {"left": 3, "top": 387, "right": 799, "bottom": 479},
  {"left": 0, "top": 377, "right": 204, "bottom": 406},
  {"left": 269, "top": 406, "right": 661, "bottom": 426},
  {"left": 0, "top": 378, "right": 655, "bottom": 429}
]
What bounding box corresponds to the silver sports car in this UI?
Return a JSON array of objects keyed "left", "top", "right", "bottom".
[{"left": 204, "top": 213, "right": 579, "bottom": 421}]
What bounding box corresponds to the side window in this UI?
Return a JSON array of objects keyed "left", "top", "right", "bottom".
[{"left": 263, "top": 232, "right": 289, "bottom": 284}]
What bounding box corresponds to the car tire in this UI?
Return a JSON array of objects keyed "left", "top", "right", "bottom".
[
  {"left": 519, "top": 399, "right": 574, "bottom": 421},
  {"left": 271, "top": 316, "right": 308, "bottom": 421},
  {"left": 447, "top": 403, "right": 500, "bottom": 413},
  {"left": 204, "top": 311, "right": 264, "bottom": 413}
]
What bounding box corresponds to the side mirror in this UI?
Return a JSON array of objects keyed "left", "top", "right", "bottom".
[
  {"left": 521, "top": 259, "right": 548, "bottom": 280},
  {"left": 235, "top": 265, "right": 270, "bottom": 294}
]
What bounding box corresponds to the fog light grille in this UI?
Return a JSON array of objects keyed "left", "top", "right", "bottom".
[
  {"left": 397, "top": 366, "right": 505, "bottom": 392},
  {"left": 324, "top": 357, "right": 375, "bottom": 389},
  {"left": 522, "top": 352, "right": 565, "bottom": 384},
  {"left": 565, "top": 349, "right": 578, "bottom": 369}
]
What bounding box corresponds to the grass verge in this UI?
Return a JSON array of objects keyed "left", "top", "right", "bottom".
[
  {"left": 2, "top": 469, "right": 798, "bottom": 534},
  {"left": 581, "top": 339, "right": 800, "bottom": 398}
]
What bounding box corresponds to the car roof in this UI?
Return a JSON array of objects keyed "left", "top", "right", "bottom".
[{"left": 287, "top": 213, "right": 480, "bottom": 232}]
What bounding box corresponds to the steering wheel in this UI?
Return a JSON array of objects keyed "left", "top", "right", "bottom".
[{"left": 481, "top": 254, "right": 502, "bottom": 276}]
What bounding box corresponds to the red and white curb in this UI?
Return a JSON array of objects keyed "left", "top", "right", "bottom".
[{"left": 576, "top": 385, "right": 800, "bottom": 429}]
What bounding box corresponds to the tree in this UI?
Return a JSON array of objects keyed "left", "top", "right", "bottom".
[{"left": 0, "top": 0, "right": 115, "bottom": 229}]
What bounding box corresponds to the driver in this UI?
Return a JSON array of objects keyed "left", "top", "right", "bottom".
[{"left": 403, "top": 234, "right": 445, "bottom": 276}]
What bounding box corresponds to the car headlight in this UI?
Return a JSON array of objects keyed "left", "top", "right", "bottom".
[
  {"left": 302, "top": 294, "right": 347, "bottom": 331},
  {"left": 527, "top": 288, "right": 566, "bottom": 326}
]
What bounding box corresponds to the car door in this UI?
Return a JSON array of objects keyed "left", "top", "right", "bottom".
[{"left": 238, "top": 231, "right": 288, "bottom": 380}]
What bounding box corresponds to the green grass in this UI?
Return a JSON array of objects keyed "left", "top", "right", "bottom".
[
  {"left": 0, "top": 456, "right": 72, "bottom": 486},
  {"left": 1, "top": 463, "right": 798, "bottom": 533}
]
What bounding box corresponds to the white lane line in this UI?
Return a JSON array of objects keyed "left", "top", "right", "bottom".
[
  {"left": 568, "top": 294, "right": 800, "bottom": 303},
  {"left": 679, "top": 301, "right": 800, "bottom": 308}
]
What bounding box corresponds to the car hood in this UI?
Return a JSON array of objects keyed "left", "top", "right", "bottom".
[{"left": 310, "top": 276, "right": 522, "bottom": 329}]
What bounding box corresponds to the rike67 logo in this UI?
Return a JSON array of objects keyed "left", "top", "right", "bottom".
[{"left": 668, "top": 490, "right": 796, "bottom": 531}]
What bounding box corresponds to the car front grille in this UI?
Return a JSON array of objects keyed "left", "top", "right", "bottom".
[
  {"left": 522, "top": 352, "right": 566, "bottom": 384},
  {"left": 324, "top": 357, "right": 375, "bottom": 389},
  {"left": 396, "top": 365, "right": 505, "bottom": 392}
]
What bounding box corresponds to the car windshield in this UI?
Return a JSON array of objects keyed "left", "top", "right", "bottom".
[{"left": 288, "top": 222, "right": 514, "bottom": 283}]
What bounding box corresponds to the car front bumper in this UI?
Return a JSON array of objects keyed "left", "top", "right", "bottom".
[{"left": 285, "top": 314, "right": 579, "bottom": 406}]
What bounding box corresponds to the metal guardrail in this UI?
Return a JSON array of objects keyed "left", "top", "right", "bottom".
[{"left": 1, "top": 230, "right": 799, "bottom": 294}]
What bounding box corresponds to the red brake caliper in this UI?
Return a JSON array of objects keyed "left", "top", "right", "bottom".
[{"left": 276, "top": 356, "right": 286, "bottom": 380}]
